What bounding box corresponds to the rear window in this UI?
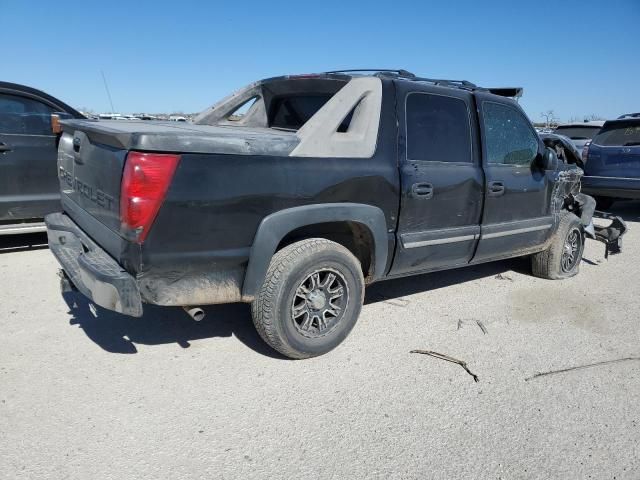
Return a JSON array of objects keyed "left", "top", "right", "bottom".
[
  {"left": 592, "top": 122, "right": 640, "bottom": 146},
  {"left": 269, "top": 94, "right": 353, "bottom": 131},
  {"left": 553, "top": 126, "right": 601, "bottom": 140}
]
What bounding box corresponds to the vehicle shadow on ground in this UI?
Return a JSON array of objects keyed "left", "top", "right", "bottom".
[
  {"left": 0, "top": 232, "right": 48, "bottom": 254},
  {"left": 364, "top": 257, "right": 529, "bottom": 305},
  {"left": 62, "top": 291, "right": 285, "bottom": 358},
  {"left": 607, "top": 200, "right": 640, "bottom": 222},
  {"left": 63, "top": 259, "right": 528, "bottom": 358}
]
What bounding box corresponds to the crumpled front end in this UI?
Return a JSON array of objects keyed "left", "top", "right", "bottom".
[{"left": 551, "top": 166, "right": 627, "bottom": 258}]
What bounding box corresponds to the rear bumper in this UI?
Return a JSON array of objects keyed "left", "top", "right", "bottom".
[
  {"left": 581, "top": 175, "right": 640, "bottom": 199},
  {"left": 45, "top": 212, "right": 143, "bottom": 317}
]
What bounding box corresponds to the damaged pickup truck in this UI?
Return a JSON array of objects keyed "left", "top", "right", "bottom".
[{"left": 45, "top": 69, "right": 626, "bottom": 359}]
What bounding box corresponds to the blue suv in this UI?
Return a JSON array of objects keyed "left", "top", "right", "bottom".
[{"left": 582, "top": 116, "right": 640, "bottom": 209}]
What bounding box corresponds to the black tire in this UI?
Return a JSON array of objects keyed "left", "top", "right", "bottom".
[
  {"left": 531, "top": 212, "right": 585, "bottom": 280},
  {"left": 594, "top": 196, "right": 614, "bottom": 211},
  {"left": 251, "top": 238, "right": 365, "bottom": 359}
]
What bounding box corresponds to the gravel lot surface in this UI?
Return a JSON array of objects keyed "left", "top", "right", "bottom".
[{"left": 1, "top": 203, "right": 639, "bottom": 480}]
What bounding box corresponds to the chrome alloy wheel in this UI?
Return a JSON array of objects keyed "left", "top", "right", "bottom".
[
  {"left": 561, "top": 227, "right": 582, "bottom": 272},
  {"left": 291, "top": 268, "right": 349, "bottom": 338}
]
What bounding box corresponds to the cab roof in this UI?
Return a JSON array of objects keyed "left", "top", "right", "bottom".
[{"left": 259, "top": 70, "right": 524, "bottom": 99}]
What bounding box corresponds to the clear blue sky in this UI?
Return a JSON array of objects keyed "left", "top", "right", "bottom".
[{"left": 2, "top": 0, "right": 638, "bottom": 122}]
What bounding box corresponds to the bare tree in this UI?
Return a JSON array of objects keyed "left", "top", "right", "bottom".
[
  {"left": 585, "top": 113, "right": 605, "bottom": 121},
  {"left": 540, "top": 110, "right": 557, "bottom": 128}
]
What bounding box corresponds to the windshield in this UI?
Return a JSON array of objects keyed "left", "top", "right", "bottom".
[
  {"left": 553, "top": 126, "right": 601, "bottom": 140},
  {"left": 592, "top": 121, "right": 640, "bottom": 146}
]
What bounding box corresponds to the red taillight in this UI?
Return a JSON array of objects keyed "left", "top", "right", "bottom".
[{"left": 120, "top": 151, "right": 180, "bottom": 243}]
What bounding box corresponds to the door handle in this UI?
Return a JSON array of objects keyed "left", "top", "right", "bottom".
[
  {"left": 0, "top": 142, "right": 12, "bottom": 153},
  {"left": 488, "top": 181, "right": 505, "bottom": 197},
  {"left": 410, "top": 182, "right": 434, "bottom": 199}
]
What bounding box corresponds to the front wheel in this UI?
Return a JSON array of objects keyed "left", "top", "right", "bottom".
[
  {"left": 251, "top": 239, "right": 365, "bottom": 359},
  {"left": 531, "top": 212, "right": 585, "bottom": 280}
]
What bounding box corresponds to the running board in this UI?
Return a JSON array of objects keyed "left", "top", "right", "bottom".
[{"left": 0, "top": 222, "right": 47, "bottom": 236}]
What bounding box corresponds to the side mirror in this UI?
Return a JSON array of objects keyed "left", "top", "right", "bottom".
[{"left": 536, "top": 147, "right": 558, "bottom": 171}]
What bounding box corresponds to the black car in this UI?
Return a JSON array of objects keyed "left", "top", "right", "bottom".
[
  {"left": 45, "top": 70, "right": 625, "bottom": 358},
  {"left": 0, "top": 82, "right": 84, "bottom": 234}
]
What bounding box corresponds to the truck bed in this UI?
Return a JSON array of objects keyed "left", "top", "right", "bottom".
[{"left": 61, "top": 119, "right": 300, "bottom": 156}]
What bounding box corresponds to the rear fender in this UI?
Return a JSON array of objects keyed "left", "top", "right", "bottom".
[{"left": 241, "top": 203, "right": 389, "bottom": 301}]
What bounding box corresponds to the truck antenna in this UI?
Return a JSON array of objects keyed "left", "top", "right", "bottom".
[{"left": 101, "top": 70, "right": 116, "bottom": 113}]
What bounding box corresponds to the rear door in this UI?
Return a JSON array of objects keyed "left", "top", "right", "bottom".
[
  {"left": 390, "top": 83, "right": 483, "bottom": 276},
  {"left": 473, "top": 94, "right": 552, "bottom": 262},
  {"left": 0, "top": 92, "right": 59, "bottom": 221}
]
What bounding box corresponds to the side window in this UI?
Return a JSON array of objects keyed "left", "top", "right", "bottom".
[
  {"left": 227, "top": 96, "right": 258, "bottom": 121},
  {"left": 482, "top": 102, "right": 538, "bottom": 165},
  {"left": 0, "top": 93, "right": 55, "bottom": 135},
  {"left": 406, "top": 93, "right": 472, "bottom": 163}
]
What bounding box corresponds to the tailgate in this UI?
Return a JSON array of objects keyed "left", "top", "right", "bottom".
[{"left": 58, "top": 128, "right": 126, "bottom": 233}]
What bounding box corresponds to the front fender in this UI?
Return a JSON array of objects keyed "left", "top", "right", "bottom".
[{"left": 241, "top": 203, "right": 389, "bottom": 301}]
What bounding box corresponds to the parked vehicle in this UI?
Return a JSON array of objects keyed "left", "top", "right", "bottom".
[
  {"left": 0, "top": 81, "right": 84, "bottom": 234},
  {"left": 582, "top": 117, "right": 640, "bottom": 209},
  {"left": 45, "top": 70, "right": 625, "bottom": 358},
  {"left": 98, "top": 113, "right": 122, "bottom": 120},
  {"left": 553, "top": 121, "right": 604, "bottom": 155},
  {"left": 618, "top": 113, "right": 640, "bottom": 119}
]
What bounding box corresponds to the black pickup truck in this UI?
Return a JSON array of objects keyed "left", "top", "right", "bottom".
[{"left": 45, "top": 70, "right": 625, "bottom": 359}]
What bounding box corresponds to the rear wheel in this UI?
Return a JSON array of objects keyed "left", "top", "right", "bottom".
[
  {"left": 251, "top": 239, "right": 365, "bottom": 359},
  {"left": 531, "top": 212, "right": 585, "bottom": 280}
]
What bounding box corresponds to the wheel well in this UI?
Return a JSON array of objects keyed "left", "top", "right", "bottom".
[{"left": 276, "top": 221, "right": 375, "bottom": 282}]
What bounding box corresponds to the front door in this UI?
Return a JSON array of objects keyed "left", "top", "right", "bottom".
[
  {"left": 473, "top": 95, "right": 554, "bottom": 262},
  {"left": 0, "top": 92, "right": 59, "bottom": 222},
  {"left": 390, "top": 83, "right": 484, "bottom": 276}
]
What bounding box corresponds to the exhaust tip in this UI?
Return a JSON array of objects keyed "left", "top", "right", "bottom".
[{"left": 183, "top": 306, "right": 205, "bottom": 321}]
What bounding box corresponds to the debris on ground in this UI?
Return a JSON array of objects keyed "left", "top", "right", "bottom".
[
  {"left": 375, "top": 294, "right": 410, "bottom": 307},
  {"left": 494, "top": 273, "right": 514, "bottom": 282},
  {"left": 476, "top": 320, "right": 488, "bottom": 335},
  {"left": 410, "top": 349, "right": 479, "bottom": 382},
  {"left": 456, "top": 319, "right": 488, "bottom": 335},
  {"left": 525, "top": 356, "right": 640, "bottom": 381}
]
